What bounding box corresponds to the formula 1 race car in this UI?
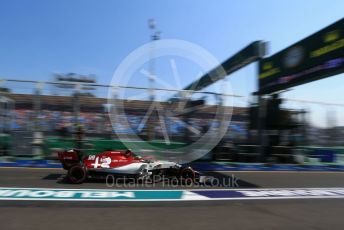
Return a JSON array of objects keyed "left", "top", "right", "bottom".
[{"left": 58, "top": 149, "right": 199, "bottom": 184}]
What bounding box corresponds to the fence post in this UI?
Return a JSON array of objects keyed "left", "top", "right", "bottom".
[
  {"left": 257, "top": 95, "right": 268, "bottom": 162},
  {"left": 32, "top": 82, "right": 44, "bottom": 158}
]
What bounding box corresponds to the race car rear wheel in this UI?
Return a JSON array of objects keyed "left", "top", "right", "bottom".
[
  {"left": 68, "top": 165, "right": 87, "bottom": 184},
  {"left": 180, "top": 168, "right": 196, "bottom": 184}
]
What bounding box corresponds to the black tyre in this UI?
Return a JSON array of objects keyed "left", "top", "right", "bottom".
[
  {"left": 68, "top": 165, "right": 87, "bottom": 184},
  {"left": 179, "top": 168, "right": 196, "bottom": 184}
]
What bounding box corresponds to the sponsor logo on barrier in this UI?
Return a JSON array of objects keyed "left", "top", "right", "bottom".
[
  {"left": 0, "top": 188, "right": 184, "bottom": 201},
  {"left": 193, "top": 188, "right": 344, "bottom": 199},
  {"left": 0, "top": 189, "right": 134, "bottom": 200},
  {"left": 1, "top": 188, "right": 344, "bottom": 202},
  {"left": 239, "top": 189, "right": 344, "bottom": 197}
]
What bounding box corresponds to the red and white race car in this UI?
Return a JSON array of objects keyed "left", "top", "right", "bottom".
[{"left": 58, "top": 149, "right": 199, "bottom": 184}]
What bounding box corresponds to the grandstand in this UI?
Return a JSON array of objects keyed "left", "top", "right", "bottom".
[{"left": 0, "top": 91, "right": 250, "bottom": 160}]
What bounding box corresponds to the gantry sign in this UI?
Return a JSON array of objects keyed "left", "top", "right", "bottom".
[
  {"left": 183, "top": 41, "right": 266, "bottom": 91},
  {"left": 259, "top": 18, "right": 344, "bottom": 95}
]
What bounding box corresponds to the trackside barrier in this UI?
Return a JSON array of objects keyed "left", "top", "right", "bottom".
[
  {"left": 2, "top": 188, "right": 344, "bottom": 201},
  {"left": 2, "top": 160, "right": 344, "bottom": 171}
]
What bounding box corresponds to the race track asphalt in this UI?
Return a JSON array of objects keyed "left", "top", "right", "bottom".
[{"left": 1, "top": 167, "right": 344, "bottom": 230}]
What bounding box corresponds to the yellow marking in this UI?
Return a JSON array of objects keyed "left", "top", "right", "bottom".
[
  {"left": 324, "top": 30, "right": 340, "bottom": 43},
  {"left": 263, "top": 62, "right": 273, "bottom": 71},
  {"left": 259, "top": 67, "right": 280, "bottom": 79},
  {"left": 310, "top": 38, "right": 344, "bottom": 58}
]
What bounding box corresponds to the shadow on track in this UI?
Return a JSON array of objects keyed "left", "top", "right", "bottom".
[{"left": 42, "top": 171, "right": 260, "bottom": 188}]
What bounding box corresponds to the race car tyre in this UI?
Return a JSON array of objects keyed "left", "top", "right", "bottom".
[
  {"left": 68, "top": 165, "right": 87, "bottom": 184},
  {"left": 179, "top": 167, "right": 196, "bottom": 184}
]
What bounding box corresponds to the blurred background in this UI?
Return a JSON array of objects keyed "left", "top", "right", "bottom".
[{"left": 0, "top": 0, "right": 343, "bottom": 166}]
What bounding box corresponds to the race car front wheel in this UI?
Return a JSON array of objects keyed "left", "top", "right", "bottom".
[
  {"left": 180, "top": 167, "right": 196, "bottom": 184},
  {"left": 68, "top": 165, "right": 87, "bottom": 184}
]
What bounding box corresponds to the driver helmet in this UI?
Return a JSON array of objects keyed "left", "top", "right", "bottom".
[{"left": 124, "top": 149, "right": 132, "bottom": 157}]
